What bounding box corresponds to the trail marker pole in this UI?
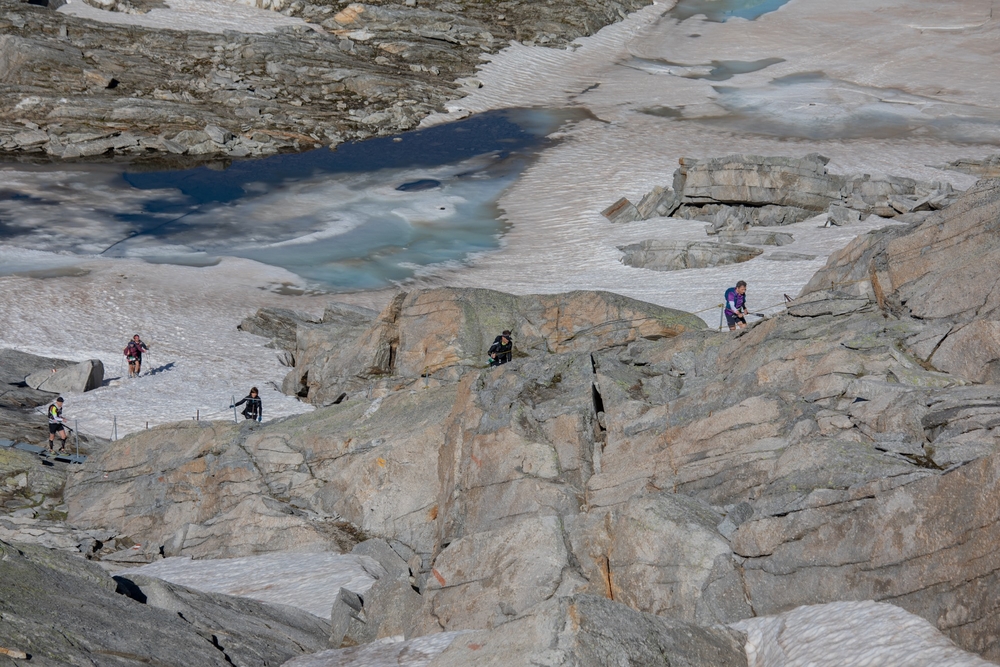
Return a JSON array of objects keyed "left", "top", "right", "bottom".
[
  {"left": 196, "top": 409, "right": 200, "bottom": 421},
  {"left": 74, "top": 419, "right": 79, "bottom": 456}
]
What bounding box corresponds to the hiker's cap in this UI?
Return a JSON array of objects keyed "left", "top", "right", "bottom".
[
  {"left": 502, "top": 330, "right": 511, "bottom": 337},
  {"left": 56, "top": 397, "right": 64, "bottom": 403}
]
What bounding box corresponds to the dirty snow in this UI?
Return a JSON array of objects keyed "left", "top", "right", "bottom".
[
  {"left": 732, "top": 601, "right": 993, "bottom": 667},
  {"left": 59, "top": 0, "right": 308, "bottom": 34},
  {"left": 120, "top": 551, "right": 386, "bottom": 619}
]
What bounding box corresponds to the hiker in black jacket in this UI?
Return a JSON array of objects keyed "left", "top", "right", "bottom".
[
  {"left": 232, "top": 387, "right": 263, "bottom": 422},
  {"left": 488, "top": 330, "right": 513, "bottom": 366}
]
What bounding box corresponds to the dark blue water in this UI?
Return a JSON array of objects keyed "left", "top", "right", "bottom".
[{"left": 0, "top": 108, "right": 581, "bottom": 290}]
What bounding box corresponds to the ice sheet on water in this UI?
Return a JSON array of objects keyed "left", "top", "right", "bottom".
[
  {"left": 120, "top": 551, "right": 386, "bottom": 619},
  {"left": 732, "top": 600, "right": 993, "bottom": 667}
]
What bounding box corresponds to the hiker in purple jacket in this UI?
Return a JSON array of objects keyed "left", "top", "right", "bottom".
[{"left": 724, "top": 281, "right": 748, "bottom": 331}]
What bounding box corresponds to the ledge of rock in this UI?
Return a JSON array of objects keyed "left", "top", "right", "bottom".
[{"left": 618, "top": 240, "right": 762, "bottom": 271}]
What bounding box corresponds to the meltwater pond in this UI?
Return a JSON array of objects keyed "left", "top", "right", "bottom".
[
  {"left": 0, "top": 108, "right": 579, "bottom": 290},
  {"left": 667, "top": 0, "right": 791, "bottom": 22}
]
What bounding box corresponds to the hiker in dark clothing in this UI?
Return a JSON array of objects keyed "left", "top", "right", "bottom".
[
  {"left": 46, "top": 396, "right": 69, "bottom": 455},
  {"left": 724, "top": 281, "right": 748, "bottom": 331},
  {"left": 488, "top": 330, "right": 513, "bottom": 366},
  {"left": 123, "top": 334, "right": 149, "bottom": 378},
  {"left": 232, "top": 387, "right": 262, "bottom": 422}
]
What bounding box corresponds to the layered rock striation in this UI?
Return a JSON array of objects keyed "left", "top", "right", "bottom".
[
  {"left": 0, "top": 0, "right": 651, "bottom": 161},
  {"left": 51, "top": 181, "right": 1000, "bottom": 662}
]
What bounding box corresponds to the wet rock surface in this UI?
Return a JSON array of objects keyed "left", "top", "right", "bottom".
[{"left": 0, "top": 0, "right": 651, "bottom": 162}]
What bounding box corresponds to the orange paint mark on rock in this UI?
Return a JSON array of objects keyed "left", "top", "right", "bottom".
[
  {"left": 468, "top": 643, "right": 483, "bottom": 651},
  {"left": 428, "top": 505, "right": 438, "bottom": 520},
  {"left": 432, "top": 568, "right": 446, "bottom": 586},
  {"left": 376, "top": 457, "right": 386, "bottom": 468},
  {"left": 470, "top": 454, "right": 482, "bottom": 467}
]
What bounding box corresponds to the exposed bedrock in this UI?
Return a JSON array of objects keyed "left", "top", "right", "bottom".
[
  {"left": 59, "top": 182, "right": 1000, "bottom": 661},
  {"left": 0, "top": 539, "right": 331, "bottom": 666},
  {"left": 280, "top": 287, "right": 705, "bottom": 406},
  {"left": 618, "top": 239, "right": 762, "bottom": 271},
  {"left": 602, "top": 154, "right": 962, "bottom": 232},
  {"left": 0, "top": 0, "right": 651, "bottom": 161}
]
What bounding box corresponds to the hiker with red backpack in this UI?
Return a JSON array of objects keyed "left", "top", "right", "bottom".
[{"left": 123, "top": 334, "right": 149, "bottom": 378}]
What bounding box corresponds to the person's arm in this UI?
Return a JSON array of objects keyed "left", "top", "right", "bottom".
[{"left": 232, "top": 396, "right": 248, "bottom": 408}]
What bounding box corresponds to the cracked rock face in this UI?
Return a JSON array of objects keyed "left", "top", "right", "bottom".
[{"left": 59, "top": 182, "right": 1000, "bottom": 662}]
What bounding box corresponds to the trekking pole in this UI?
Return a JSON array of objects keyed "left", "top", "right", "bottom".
[
  {"left": 718, "top": 306, "right": 725, "bottom": 331},
  {"left": 74, "top": 419, "right": 79, "bottom": 456},
  {"left": 232, "top": 396, "right": 238, "bottom": 424}
]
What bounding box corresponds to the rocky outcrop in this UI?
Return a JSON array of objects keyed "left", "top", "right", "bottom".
[
  {"left": 0, "top": 539, "right": 330, "bottom": 666},
  {"left": 64, "top": 420, "right": 362, "bottom": 559},
  {"left": 804, "top": 177, "right": 1000, "bottom": 383},
  {"left": 25, "top": 358, "right": 104, "bottom": 393},
  {"left": 618, "top": 240, "right": 762, "bottom": 271},
  {"left": 58, "top": 182, "right": 1000, "bottom": 662},
  {"left": 602, "top": 154, "right": 962, "bottom": 231},
  {"left": 0, "top": 349, "right": 107, "bottom": 449},
  {"left": 1, "top": 0, "right": 654, "bottom": 161},
  {"left": 430, "top": 596, "right": 748, "bottom": 667},
  {"left": 282, "top": 287, "right": 705, "bottom": 405},
  {"left": 677, "top": 154, "right": 844, "bottom": 211}
]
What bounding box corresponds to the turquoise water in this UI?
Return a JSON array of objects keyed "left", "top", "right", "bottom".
[
  {"left": 0, "top": 109, "right": 582, "bottom": 290},
  {"left": 668, "top": 0, "right": 792, "bottom": 22}
]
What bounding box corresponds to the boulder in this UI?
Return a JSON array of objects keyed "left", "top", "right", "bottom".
[
  {"left": 600, "top": 197, "right": 641, "bottom": 224},
  {"left": 238, "top": 306, "right": 324, "bottom": 352},
  {"left": 636, "top": 185, "right": 681, "bottom": 218},
  {"left": 826, "top": 203, "right": 861, "bottom": 225},
  {"left": 203, "top": 124, "right": 233, "bottom": 144},
  {"left": 937, "top": 155, "right": 1000, "bottom": 179},
  {"left": 673, "top": 203, "right": 813, "bottom": 231},
  {"left": 676, "top": 154, "right": 844, "bottom": 211},
  {"left": 717, "top": 229, "right": 794, "bottom": 246},
  {"left": 25, "top": 358, "right": 104, "bottom": 393},
  {"left": 618, "top": 240, "right": 762, "bottom": 271},
  {"left": 840, "top": 172, "right": 919, "bottom": 216}
]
